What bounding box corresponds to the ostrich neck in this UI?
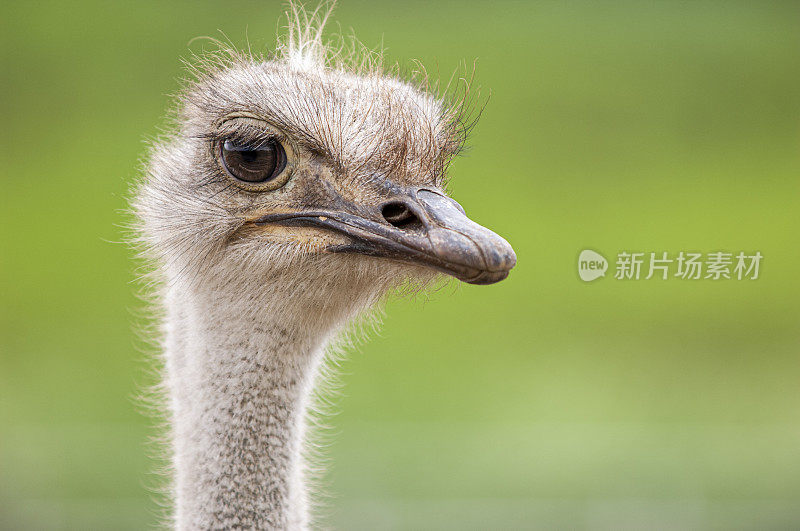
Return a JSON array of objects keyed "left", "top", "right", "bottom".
[{"left": 164, "top": 279, "right": 340, "bottom": 530}]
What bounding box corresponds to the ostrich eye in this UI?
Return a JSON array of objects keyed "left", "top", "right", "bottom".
[{"left": 221, "top": 138, "right": 286, "bottom": 183}]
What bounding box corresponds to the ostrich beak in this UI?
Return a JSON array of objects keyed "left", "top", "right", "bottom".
[{"left": 254, "top": 188, "right": 516, "bottom": 285}]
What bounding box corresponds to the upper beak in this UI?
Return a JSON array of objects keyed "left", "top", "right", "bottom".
[{"left": 254, "top": 188, "right": 516, "bottom": 285}]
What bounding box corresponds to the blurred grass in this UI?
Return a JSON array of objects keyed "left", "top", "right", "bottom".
[{"left": 1, "top": 0, "right": 799, "bottom": 529}]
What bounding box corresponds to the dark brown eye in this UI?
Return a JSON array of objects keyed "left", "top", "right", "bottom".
[{"left": 221, "top": 138, "right": 286, "bottom": 183}]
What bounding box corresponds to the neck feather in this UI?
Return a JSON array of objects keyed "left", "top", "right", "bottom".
[{"left": 163, "top": 275, "right": 356, "bottom": 530}]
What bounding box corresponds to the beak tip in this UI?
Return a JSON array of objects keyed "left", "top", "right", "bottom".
[
  {"left": 497, "top": 238, "right": 517, "bottom": 270},
  {"left": 481, "top": 235, "right": 517, "bottom": 280},
  {"left": 460, "top": 239, "right": 516, "bottom": 285}
]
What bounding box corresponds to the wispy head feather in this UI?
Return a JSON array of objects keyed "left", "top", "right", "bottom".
[{"left": 280, "top": 1, "right": 336, "bottom": 70}]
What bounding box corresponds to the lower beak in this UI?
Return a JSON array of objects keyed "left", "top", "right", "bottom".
[{"left": 254, "top": 188, "right": 516, "bottom": 285}]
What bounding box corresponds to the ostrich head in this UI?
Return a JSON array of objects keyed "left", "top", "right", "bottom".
[
  {"left": 135, "top": 6, "right": 515, "bottom": 329},
  {"left": 132, "top": 6, "right": 517, "bottom": 528}
]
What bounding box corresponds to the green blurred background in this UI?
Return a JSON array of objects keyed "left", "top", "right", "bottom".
[{"left": 2, "top": 1, "right": 799, "bottom": 529}]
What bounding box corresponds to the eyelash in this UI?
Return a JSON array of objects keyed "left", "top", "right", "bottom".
[{"left": 215, "top": 120, "right": 282, "bottom": 146}]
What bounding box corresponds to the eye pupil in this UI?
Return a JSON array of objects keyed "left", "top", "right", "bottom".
[
  {"left": 240, "top": 150, "right": 259, "bottom": 163},
  {"left": 221, "top": 139, "right": 286, "bottom": 184}
]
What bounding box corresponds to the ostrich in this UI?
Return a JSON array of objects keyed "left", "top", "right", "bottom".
[{"left": 133, "top": 4, "right": 516, "bottom": 529}]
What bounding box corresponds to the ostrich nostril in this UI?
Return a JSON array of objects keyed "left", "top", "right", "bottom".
[{"left": 381, "top": 201, "right": 423, "bottom": 230}]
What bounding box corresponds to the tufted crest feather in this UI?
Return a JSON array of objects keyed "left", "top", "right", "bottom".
[{"left": 281, "top": 1, "right": 334, "bottom": 70}]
